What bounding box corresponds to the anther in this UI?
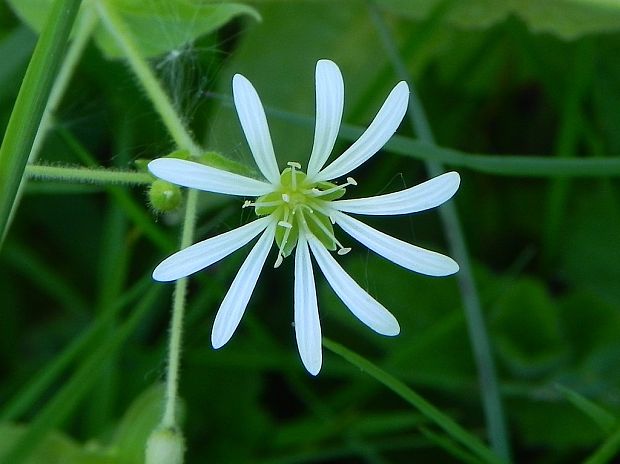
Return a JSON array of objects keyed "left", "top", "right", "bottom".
[
  {"left": 282, "top": 193, "right": 290, "bottom": 203},
  {"left": 278, "top": 221, "right": 293, "bottom": 229},
  {"left": 274, "top": 254, "right": 284, "bottom": 268},
  {"left": 337, "top": 247, "right": 352, "bottom": 255},
  {"left": 242, "top": 200, "right": 253, "bottom": 208},
  {"left": 346, "top": 177, "right": 357, "bottom": 186},
  {"left": 287, "top": 162, "right": 302, "bottom": 169}
]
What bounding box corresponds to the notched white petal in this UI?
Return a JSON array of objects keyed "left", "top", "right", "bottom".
[
  {"left": 314, "top": 81, "right": 409, "bottom": 182},
  {"left": 306, "top": 59, "right": 344, "bottom": 179},
  {"left": 148, "top": 158, "right": 272, "bottom": 197},
  {"left": 335, "top": 212, "right": 459, "bottom": 277},
  {"left": 211, "top": 224, "right": 276, "bottom": 349},
  {"left": 308, "top": 236, "right": 400, "bottom": 336},
  {"left": 153, "top": 217, "right": 272, "bottom": 282},
  {"left": 233, "top": 74, "right": 280, "bottom": 184},
  {"left": 294, "top": 234, "right": 322, "bottom": 375},
  {"left": 332, "top": 172, "right": 460, "bottom": 216}
]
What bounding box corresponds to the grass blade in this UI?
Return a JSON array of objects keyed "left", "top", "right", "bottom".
[
  {"left": 323, "top": 338, "right": 503, "bottom": 464},
  {"left": 0, "top": 0, "right": 83, "bottom": 247}
]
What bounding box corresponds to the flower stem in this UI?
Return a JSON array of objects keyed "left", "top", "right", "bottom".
[
  {"left": 367, "top": 2, "right": 511, "bottom": 461},
  {"left": 94, "top": 0, "right": 201, "bottom": 156},
  {"left": 25, "top": 164, "right": 152, "bottom": 185},
  {"left": 162, "top": 189, "right": 199, "bottom": 428}
]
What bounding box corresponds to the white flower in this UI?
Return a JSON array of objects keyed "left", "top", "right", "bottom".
[{"left": 149, "top": 60, "right": 460, "bottom": 375}]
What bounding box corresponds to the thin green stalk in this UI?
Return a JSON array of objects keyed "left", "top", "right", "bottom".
[
  {"left": 162, "top": 188, "right": 199, "bottom": 428},
  {"left": 0, "top": 0, "right": 83, "bottom": 247},
  {"left": 25, "top": 164, "right": 153, "bottom": 185},
  {"left": 214, "top": 95, "right": 620, "bottom": 177},
  {"left": 368, "top": 3, "right": 510, "bottom": 461},
  {"left": 95, "top": 0, "right": 201, "bottom": 156},
  {"left": 323, "top": 338, "right": 503, "bottom": 464}
]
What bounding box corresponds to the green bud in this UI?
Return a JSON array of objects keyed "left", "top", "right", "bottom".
[
  {"left": 148, "top": 180, "right": 182, "bottom": 213},
  {"left": 145, "top": 427, "right": 185, "bottom": 464}
]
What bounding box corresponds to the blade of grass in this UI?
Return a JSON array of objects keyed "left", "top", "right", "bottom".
[
  {"left": 584, "top": 427, "right": 620, "bottom": 464},
  {"left": 367, "top": 3, "right": 511, "bottom": 460},
  {"left": 2, "top": 285, "right": 163, "bottom": 464},
  {"left": 0, "top": 0, "right": 83, "bottom": 247},
  {"left": 555, "top": 384, "right": 617, "bottom": 434},
  {"left": 323, "top": 338, "right": 503, "bottom": 464},
  {"left": 542, "top": 40, "right": 593, "bottom": 266}
]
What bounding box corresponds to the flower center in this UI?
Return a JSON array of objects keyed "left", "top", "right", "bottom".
[{"left": 246, "top": 162, "right": 355, "bottom": 267}]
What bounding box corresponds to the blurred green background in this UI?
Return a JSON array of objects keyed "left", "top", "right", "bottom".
[{"left": 1, "top": 0, "right": 620, "bottom": 463}]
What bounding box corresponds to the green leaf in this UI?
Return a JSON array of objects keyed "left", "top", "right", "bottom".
[
  {"left": 490, "top": 277, "right": 567, "bottom": 377},
  {"left": 8, "top": 0, "right": 259, "bottom": 59},
  {"left": 0, "top": 424, "right": 114, "bottom": 464},
  {"left": 93, "top": 0, "right": 260, "bottom": 59},
  {"left": 378, "top": 0, "right": 620, "bottom": 40}
]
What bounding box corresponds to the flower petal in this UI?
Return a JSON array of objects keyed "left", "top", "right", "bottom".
[
  {"left": 306, "top": 60, "right": 344, "bottom": 179},
  {"left": 307, "top": 235, "right": 400, "bottom": 336},
  {"left": 211, "top": 223, "right": 275, "bottom": 349},
  {"left": 153, "top": 217, "right": 272, "bottom": 282},
  {"left": 233, "top": 74, "right": 281, "bottom": 184},
  {"left": 314, "top": 81, "right": 409, "bottom": 182},
  {"left": 294, "top": 234, "right": 322, "bottom": 375},
  {"left": 148, "top": 158, "right": 272, "bottom": 197},
  {"left": 332, "top": 172, "right": 460, "bottom": 216},
  {"left": 334, "top": 212, "right": 459, "bottom": 276}
]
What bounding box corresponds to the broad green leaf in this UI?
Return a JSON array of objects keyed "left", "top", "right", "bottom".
[
  {"left": 378, "top": 0, "right": 620, "bottom": 40},
  {"left": 7, "top": 0, "right": 259, "bottom": 59},
  {"left": 490, "top": 277, "right": 567, "bottom": 376},
  {"left": 93, "top": 0, "right": 260, "bottom": 59}
]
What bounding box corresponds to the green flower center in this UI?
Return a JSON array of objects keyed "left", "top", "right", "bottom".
[{"left": 249, "top": 162, "right": 355, "bottom": 266}]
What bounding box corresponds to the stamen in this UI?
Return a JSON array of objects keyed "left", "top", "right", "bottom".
[
  {"left": 308, "top": 177, "right": 358, "bottom": 198},
  {"left": 242, "top": 200, "right": 253, "bottom": 208},
  {"left": 287, "top": 162, "right": 301, "bottom": 190},
  {"left": 274, "top": 209, "right": 292, "bottom": 268}
]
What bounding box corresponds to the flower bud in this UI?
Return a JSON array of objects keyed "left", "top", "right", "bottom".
[
  {"left": 145, "top": 427, "right": 185, "bottom": 464},
  {"left": 148, "top": 180, "right": 182, "bottom": 213}
]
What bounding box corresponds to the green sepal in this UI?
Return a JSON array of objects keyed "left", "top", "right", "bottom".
[
  {"left": 316, "top": 181, "right": 346, "bottom": 200},
  {"left": 279, "top": 167, "right": 308, "bottom": 189},
  {"left": 275, "top": 221, "right": 299, "bottom": 258},
  {"left": 198, "top": 151, "right": 256, "bottom": 177},
  {"left": 306, "top": 212, "right": 337, "bottom": 251},
  {"left": 254, "top": 192, "right": 280, "bottom": 216}
]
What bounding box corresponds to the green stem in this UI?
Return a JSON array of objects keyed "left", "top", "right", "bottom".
[
  {"left": 0, "top": 0, "right": 83, "bottom": 247},
  {"left": 25, "top": 164, "right": 152, "bottom": 185},
  {"left": 94, "top": 0, "right": 201, "bottom": 156},
  {"left": 162, "top": 188, "right": 199, "bottom": 428},
  {"left": 368, "top": 3, "right": 510, "bottom": 461}
]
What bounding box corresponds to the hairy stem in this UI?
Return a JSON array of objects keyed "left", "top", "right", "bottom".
[
  {"left": 162, "top": 189, "right": 199, "bottom": 428},
  {"left": 95, "top": 0, "right": 201, "bottom": 156}
]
